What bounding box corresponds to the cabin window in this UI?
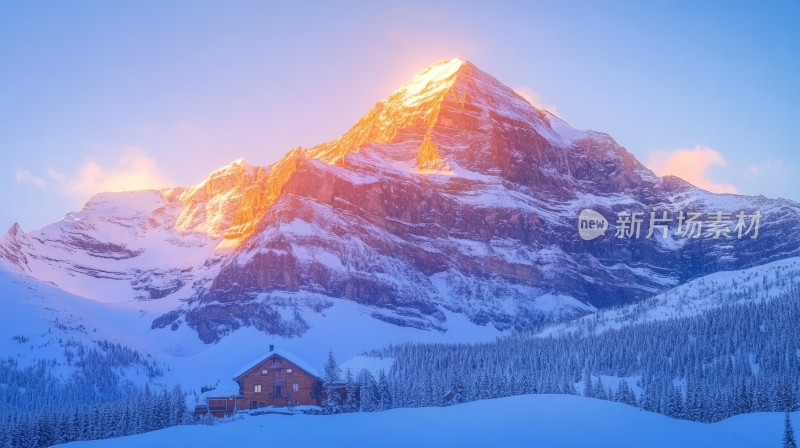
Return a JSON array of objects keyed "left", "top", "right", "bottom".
[
  {"left": 286, "top": 368, "right": 292, "bottom": 374},
  {"left": 261, "top": 369, "right": 269, "bottom": 375},
  {"left": 292, "top": 383, "right": 299, "bottom": 392},
  {"left": 254, "top": 384, "right": 262, "bottom": 393}
]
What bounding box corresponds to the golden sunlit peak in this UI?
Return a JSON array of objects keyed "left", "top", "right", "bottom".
[
  {"left": 414, "top": 57, "right": 468, "bottom": 81},
  {"left": 390, "top": 57, "right": 472, "bottom": 105},
  {"left": 442, "top": 56, "right": 467, "bottom": 65},
  {"left": 218, "top": 157, "right": 256, "bottom": 175}
]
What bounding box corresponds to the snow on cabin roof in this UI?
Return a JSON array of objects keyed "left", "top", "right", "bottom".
[
  {"left": 233, "top": 348, "right": 321, "bottom": 380},
  {"left": 198, "top": 381, "right": 242, "bottom": 403}
]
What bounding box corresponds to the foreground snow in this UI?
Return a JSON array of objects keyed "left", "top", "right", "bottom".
[{"left": 56, "top": 394, "right": 792, "bottom": 448}]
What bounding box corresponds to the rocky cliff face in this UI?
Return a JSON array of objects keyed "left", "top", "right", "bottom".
[{"left": 3, "top": 58, "right": 799, "bottom": 343}]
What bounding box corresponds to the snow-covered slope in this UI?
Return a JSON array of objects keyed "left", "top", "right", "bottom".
[
  {"left": 0, "top": 189, "right": 220, "bottom": 303},
  {"left": 0, "top": 268, "right": 502, "bottom": 392},
  {"left": 536, "top": 256, "right": 800, "bottom": 338},
  {"left": 55, "top": 394, "right": 794, "bottom": 448}
]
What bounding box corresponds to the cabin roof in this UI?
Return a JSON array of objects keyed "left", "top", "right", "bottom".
[
  {"left": 198, "top": 382, "right": 242, "bottom": 404},
  {"left": 233, "top": 348, "right": 322, "bottom": 381}
]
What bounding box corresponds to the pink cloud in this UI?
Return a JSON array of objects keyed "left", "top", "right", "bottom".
[
  {"left": 647, "top": 146, "right": 738, "bottom": 194},
  {"left": 50, "top": 148, "right": 173, "bottom": 202}
]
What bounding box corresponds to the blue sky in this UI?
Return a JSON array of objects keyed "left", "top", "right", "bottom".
[{"left": 1, "top": 0, "right": 798, "bottom": 231}]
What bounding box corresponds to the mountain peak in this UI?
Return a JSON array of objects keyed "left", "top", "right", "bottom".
[
  {"left": 304, "top": 58, "right": 508, "bottom": 164},
  {"left": 224, "top": 158, "right": 256, "bottom": 175},
  {"left": 6, "top": 222, "right": 21, "bottom": 237},
  {"left": 304, "top": 57, "right": 575, "bottom": 172},
  {"left": 390, "top": 57, "right": 470, "bottom": 102}
]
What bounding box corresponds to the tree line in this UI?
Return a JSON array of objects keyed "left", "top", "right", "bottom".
[{"left": 323, "top": 284, "right": 800, "bottom": 424}]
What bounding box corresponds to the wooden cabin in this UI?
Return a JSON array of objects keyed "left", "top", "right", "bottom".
[{"left": 195, "top": 346, "right": 324, "bottom": 417}]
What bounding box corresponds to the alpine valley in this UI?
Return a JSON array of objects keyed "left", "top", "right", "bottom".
[{"left": 2, "top": 57, "right": 800, "bottom": 395}]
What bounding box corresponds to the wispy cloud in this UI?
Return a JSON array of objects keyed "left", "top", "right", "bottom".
[
  {"left": 14, "top": 168, "right": 47, "bottom": 189},
  {"left": 16, "top": 148, "right": 173, "bottom": 203},
  {"left": 514, "top": 86, "right": 558, "bottom": 114},
  {"left": 46, "top": 167, "right": 65, "bottom": 183},
  {"left": 59, "top": 148, "right": 173, "bottom": 201},
  {"left": 647, "top": 145, "right": 738, "bottom": 194},
  {"left": 748, "top": 158, "right": 784, "bottom": 176}
]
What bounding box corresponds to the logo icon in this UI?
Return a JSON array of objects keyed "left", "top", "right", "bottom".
[{"left": 578, "top": 209, "right": 608, "bottom": 241}]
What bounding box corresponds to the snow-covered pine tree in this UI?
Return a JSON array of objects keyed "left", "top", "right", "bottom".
[
  {"left": 561, "top": 378, "right": 576, "bottom": 395},
  {"left": 519, "top": 370, "right": 532, "bottom": 395},
  {"left": 778, "top": 378, "right": 799, "bottom": 412},
  {"left": 477, "top": 370, "right": 490, "bottom": 400},
  {"left": 324, "top": 349, "right": 341, "bottom": 384},
  {"left": 359, "top": 370, "right": 379, "bottom": 412},
  {"left": 594, "top": 377, "right": 607, "bottom": 401},
  {"left": 615, "top": 379, "right": 635, "bottom": 406},
  {"left": 343, "top": 368, "right": 359, "bottom": 412},
  {"left": 583, "top": 372, "right": 594, "bottom": 398},
  {"left": 168, "top": 386, "right": 184, "bottom": 426},
  {"left": 450, "top": 370, "right": 466, "bottom": 405},
  {"left": 665, "top": 385, "right": 684, "bottom": 419},
  {"left": 68, "top": 408, "right": 80, "bottom": 443},
  {"left": 56, "top": 411, "right": 69, "bottom": 445},
  {"left": 378, "top": 370, "right": 393, "bottom": 410},
  {"left": 786, "top": 412, "right": 797, "bottom": 448},
  {"left": 322, "top": 350, "right": 343, "bottom": 414}
]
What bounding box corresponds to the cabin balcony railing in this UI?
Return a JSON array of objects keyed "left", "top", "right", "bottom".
[
  {"left": 195, "top": 405, "right": 235, "bottom": 412},
  {"left": 269, "top": 393, "right": 291, "bottom": 398}
]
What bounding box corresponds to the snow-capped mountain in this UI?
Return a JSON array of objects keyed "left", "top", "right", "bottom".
[{"left": 2, "top": 58, "right": 799, "bottom": 344}]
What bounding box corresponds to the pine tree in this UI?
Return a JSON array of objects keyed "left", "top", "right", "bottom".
[
  {"left": 786, "top": 412, "right": 797, "bottom": 448},
  {"left": 778, "top": 378, "right": 798, "bottom": 412},
  {"left": 562, "top": 378, "right": 576, "bottom": 395},
  {"left": 324, "top": 350, "right": 341, "bottom": 384},
  {"left": 359, "top": 370, "right": 379, "bottom": 412},
  {"left": 666, "top": 385, "right": 685, "bottom": 419},
  {"left": 471, "top": 370, "right": 483, "bottom": 400},
  {"left": 519, "top": 370, "right": 532, "bottom": 395},
  {"left": 489, "top": 373, "right": 502, "bottom": 399},
  {"left": 450, "top": 370, "right": 466, "bottom": 405},
  {"left": 615, "top": 379, "right": 636, "bottom": 406},
  {"left": 37, "top": 411, "right": 55, "bottom": 447},
  {"left": 56, "top": 411, "right": 69, "bottom": 445},
  {"left": 322, "top": 350, "right": 343, "bottom": 414},
  {"left": 170, "top": 385, "right": 189, "bottom": 426},
  {"left": 68, "top": 408, "right": 80, "bottom": 443},
  {"left": 121, "top": 405, "right": 132, "bottom": 437},
  {"left": 80, "top": 406, "right": 92, "bottom": 440},
  {"left": 583, "top": 371, "right": 594, "bottom": 398},
  {"left": 343, "top": 369, "right": 359, "bottom": 412},
  {"left": 378, "top": 370, "right": 392, "bottom": 410},
  {"left": 594, "top": 377, "right": 607, "bottom": 401}
]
